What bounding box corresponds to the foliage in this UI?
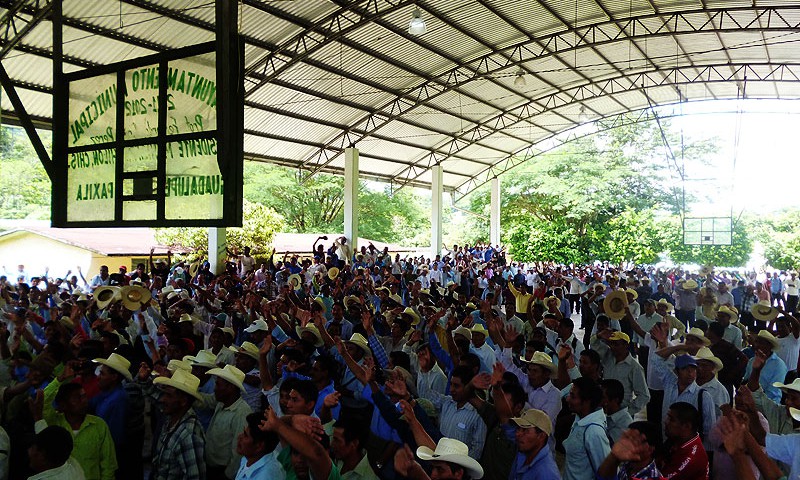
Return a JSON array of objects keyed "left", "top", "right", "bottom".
[
  {"left": 0, "top": 127, "right": 51, "bottom": 219},
  {"left": 243, "top": 162, "right": 429, "bottom": 245},
  {"left": 749, "top": 210, "right": 800, "bottom": 269},
  {"left": 155, "top": 200, "right": 284, "bottom": 257}
]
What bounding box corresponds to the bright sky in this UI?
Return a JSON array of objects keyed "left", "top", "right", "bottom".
[{"left": 660, "top": 99, "right": 800, "bottom": 216}]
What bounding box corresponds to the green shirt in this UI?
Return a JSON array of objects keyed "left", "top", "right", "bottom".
[
  {"left": 40, "top": 378, "right": 117, "bottom": 480},
  {"left": 205, "top": 397, "right": 252, "bottom": 479},
  {"left": 753, "top": 388, "right": 795, "bottom": 435},
  {"left": 34, "top": 416, "right": 117, "bottom": 480},
  {"left": 278, "top": 447, "right": 342, "bottom": 480},
  {"left": 335, "top": 453, "right": 379, "bottom": 480}
]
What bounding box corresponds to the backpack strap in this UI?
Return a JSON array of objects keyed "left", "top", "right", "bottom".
[
  {"left": 581, "top": 422, "right": 606, "bottom": 473},
  {"left": 696, "top": 388, "right": 706, "bottom": 440}
]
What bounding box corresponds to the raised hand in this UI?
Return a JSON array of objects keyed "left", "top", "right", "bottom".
[
  {"left": 290, "top": 414, "right": 325, "bottom": 441},
  {"left": 471, "top": 372, "right": 492, "bottom": 390},
  {"left": 137, "top": 362, "right": 152, "bottom": 381},
  {"left": 718, "top": 414, "right": 747, "bottom": 455},
  {"left": 502, "top": 324, "right": 518, "bottom": 346},
  {"left": 323, "top": 391, "right": 341, "bottom": 409},
  {"left": 491, "top": 362, "right": 506, "bottom": 386},
  {"left": 752, "top": 349, "right": 767, "bottom": 370},
  {"left": 394, "top": 444, "right": 418, "bottom": 477},
  {"left": 735, "top": 385, "right": 757, "bottom": 413},
  {"left": 610, "top": 429, "right": 650, "bottom": 462}
]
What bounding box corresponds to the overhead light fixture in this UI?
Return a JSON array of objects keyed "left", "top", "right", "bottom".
[
  {"left": 578, "top": 105, "right": 589, "bottom": 122},
  {"left": 513, "top": 68, "right": 526, "bottom": 87},
  {"left": 408, "top": 7, "right": 427, "bottom": 35}
]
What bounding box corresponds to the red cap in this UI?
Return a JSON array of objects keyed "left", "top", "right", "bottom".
[{"left": 119, "top": 266, "right": 127, "bottom": 271}]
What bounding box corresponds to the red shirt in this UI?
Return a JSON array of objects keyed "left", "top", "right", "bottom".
[{"left": 658, "top": 434, "right": 709, "bottom": 480}]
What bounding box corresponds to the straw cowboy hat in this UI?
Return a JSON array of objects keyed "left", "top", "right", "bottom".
[
  {"left": 296, "top": 323, "right": 324, "bottom": 348},
  {"left": 93, "top": 353, "right": 132, "bottom": 381},
  {"left": 519, "top": 351, "right": 557, "bottom": 376},
  {"left": 401, "top": 307, "right": 421, "bottom": 326},
  {"left": 774, "top": 378, "right": 800, "bottom": 395},
  {"left": 327, "top": 267, "right": 340, "bottom": 280},
  {"left": 186, "top": 349, "right": 218, "bottom": 368},
  {"left": 692, "top": 347, "right": 723, "bottom": 372},
  {"left": 452, "top": 326, "right": 472, "bottom": 342},
  {"left": 699, "top": 265, "right": 714, "bottom": 276},
  {"left": 625, "top": 288, "right": 638, "bottom": 300},
  {"left": 345, "top": 333, "right": 371, "bottom": 356},
  {"left": 756, "top": 330, "right": 780, "bottom": 351},
  {"left": 288, "top": 274, "right": 303, "bottom": 291},
  {"left": 188, "top": 260, "right": 200, "bottom": 278},
  {"left": 120, "top": 285, "right": 151, "bottom": 311},
  {"left": 685, "top": 327, "right": 711, "bottom": 346},
  {"left": 751, "top": 300, "right": 779, "bottom": 322},
  {"left": 416, "top": 438, "right": 484, "bottom": 479},
  {"left": 470, "top": 323, "right": 489, "bottom": 338},
  {"left": 717, "top": 305, "right": 738, "bottom": 320},
  {"left": 207, "top": 364, "right": 246, "bottom": 392},
  {"left": 656, "top": 298, "right": 674, "bottom": 312},
  {"left": 230, "top": 342, "right": 260, "bottom": 361},
  {"left": 95, "top": 286, "right": 121, "bottom": 309},
  {"left": 153, "top": 369, "right": 202, "bottom": 400},
  {"left": 544, "top": 296, "right": 561, "bottom": 310},
  {"left": 388, "top": 294, "right": 404, "bottom": 306},
  {"left": 681, "top": 279, "right": 699, "bottom": 290},
  {"left": 603, "top": 290, "right": 629, "bottom": 320}
]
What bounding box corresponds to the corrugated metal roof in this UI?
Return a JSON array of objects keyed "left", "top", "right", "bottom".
[{"left": 2, "top": 0, "right": 800, "bottom": 197}]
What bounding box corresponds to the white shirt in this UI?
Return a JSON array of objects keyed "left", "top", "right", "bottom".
[
  {"left": 778, "top": 333, "right": 800, "bottom": 371},
  {"left": 786, "top": 277, "right": 800, "bottom": 296}
]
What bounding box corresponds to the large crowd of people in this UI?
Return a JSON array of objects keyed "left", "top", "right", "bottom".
[{"left": 0, "top": 236, "right": 799, "bottom": 480}]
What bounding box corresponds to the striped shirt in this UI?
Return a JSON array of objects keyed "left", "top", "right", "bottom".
[{"left": 427, "top": 390, "right": 488, "bottom": 459}]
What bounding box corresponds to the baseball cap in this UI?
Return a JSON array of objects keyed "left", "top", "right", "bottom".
[
  {"left": 675, "top": 354, "right": 698, "bottom": 369},
  {"left": 511, "top": 409, "right": 552, "bottom": 435}
]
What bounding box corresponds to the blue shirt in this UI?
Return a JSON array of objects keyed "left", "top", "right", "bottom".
[
  {"left": 509, "top": 447, "right": 560, "bottom": 480},
  {"left": 562, "top": 408, "right": 610, "bottom": 480},
  {"left": 744, "top": 352, "right": 788, "bottom": 403},
  {"left": 90, "top": 384, "right": 128, "bottom": 449}
]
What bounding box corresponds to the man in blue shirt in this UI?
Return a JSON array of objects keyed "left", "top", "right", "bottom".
[{"left": 509, "top": 409, "right": 560, "bottom": 480}]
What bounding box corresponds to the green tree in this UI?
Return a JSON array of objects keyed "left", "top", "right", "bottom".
[
  {"left": 0, "top": 126, "right": 51, "bottom": 219},
  {"left": 749, "top": 210, "right": 800, "bottom": 269},
  {"left": 155, "top": 199, "right": 284, "bottom": 257}
]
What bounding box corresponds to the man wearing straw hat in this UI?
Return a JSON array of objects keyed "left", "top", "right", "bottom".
[
  {"left": 743, "top": 329, "right": 788, "bottom": 403},
  {"left": 151, "top": 369, "right": 206, "bottom": 480},
  {"left": 200, "top": 364, "right": 252, "bottom": 480},
  {"left": 395, "top": 437, "right": 484, "bottom": 480}
]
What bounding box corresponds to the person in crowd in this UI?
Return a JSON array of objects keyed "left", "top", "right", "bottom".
[
  {"left": 27, "top": 426, "right": 86, "bottom": 480},
  {"left": 659, "top": 402, "right": 709, "bottom": 480},
  {"left": 562, "top": 377, "right": 610, "bottom": 480}
]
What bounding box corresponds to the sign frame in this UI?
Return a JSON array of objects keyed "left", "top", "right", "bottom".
[
  {"left": 683, "top": 216, "right": 733, "bottom": 246},
  {"left": 51, "top": 0, "right": 243, "bottom": 227}
]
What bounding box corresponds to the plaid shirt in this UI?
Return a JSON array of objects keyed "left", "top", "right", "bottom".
[{"left": 152, "top": 409, "right": 206, "bottom": 480}]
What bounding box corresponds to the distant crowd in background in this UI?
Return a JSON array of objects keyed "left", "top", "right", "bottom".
[{"left": 0, "top": 236, "right": 799, "bottom": 480}]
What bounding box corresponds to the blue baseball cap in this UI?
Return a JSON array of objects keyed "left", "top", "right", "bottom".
[{"left": 675, "top": 354, "right": 698, "bottom": 369}]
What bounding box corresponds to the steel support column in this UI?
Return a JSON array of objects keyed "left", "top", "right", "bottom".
[
  {"left": 344, "top": 147, "right": 359, "bottom": 252},
  {"left": 490, "top": 177, "right": 500, "bottom": 247},
  {"left": 431, "top": 164, "right": 443, "bottom": 259},
  {"left": 208, "top": 228, "right": 226, "bottom": 275}
]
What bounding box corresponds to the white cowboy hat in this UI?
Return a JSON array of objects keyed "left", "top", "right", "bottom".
[
  {"left": 120, "top": 285, "right": 151, "bottom": 311},
  {"left": 452, "top": 326, "right": 472, "bottom": 342},
  {"left": 685, "top": 327, "right": 711, "bottom": 346},
  {"left": 230, "top": 341, "right": 260, "bottom": 361},
  {"left": 186, "top": 349, "right": 218, "bottom": 369},
  {"left": 544, "top": 296, "right": 561, "bottom": 310},
  {"left": 296, "top": 324, "right": 324, "bottom": 348},
  {"left": 692, "top": 347, "right": 723, "bottom": 372},
  {"left": 416, "top": 438, "right": 483, "bottom": 479},
  {"left": 93, "top": 353, "right": 132, "bottom": 381},
  {"left": 327, "top": 267, "right": 340, "bottom": 280},
  {"left": 519, "top": 351, "right": 557, "bottom": 376},
  {"left": 208, "top": 364, "right": 246, "bottom": 392},
  {"left": 153, "top": 369, "right": 202, "bottom": 400},
  {"left": 345, "top": 333, "right": 371, "bottom": 356},
  {"left": 288, "top": 274, "right": 303, "bottom": 291},
  {"left": 470, "top": 323, "right": 489, "bottom": 338},
  {"left": 603, "top": 290, "right": 629, "bottom": 320},
  {"left": 756, "top": 329, "right": 780, "bottom": 351},
  {"left": 94, "top": 286, "right": 121, "bottom": 310},
  {"left": 775, "top": 378, "right": 800, "bottom": 394}
]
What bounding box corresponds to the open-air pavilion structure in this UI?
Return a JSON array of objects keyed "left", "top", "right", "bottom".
[{"left": 2, "top": 0, "right": 799, "bottom": 265}]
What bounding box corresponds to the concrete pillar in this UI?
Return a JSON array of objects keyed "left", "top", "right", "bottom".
[
  {"left": 431, "top": 164, "right": 443, "bottom": 258},
  {"left": 490, "top": 177, "right": 501, "bottom": 246},
  {"left": 208, "top": 227, "right": 226, "bottom": 274},
  {"left": 344, "top": 148, "right": 359, "bottom": 252}
]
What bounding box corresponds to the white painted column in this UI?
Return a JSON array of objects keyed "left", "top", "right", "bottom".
[
  {"left": 431, "top": 164, "right": 443, "bottom": 258},
  {"left": 490, "top": 176, "right": 501, "bottom": 246},
  {"left": 344, "top": 148, "right": 359, "bottom": 252},
  {"left": 208, "top": 227, "right": 226, "bottom": 274}
]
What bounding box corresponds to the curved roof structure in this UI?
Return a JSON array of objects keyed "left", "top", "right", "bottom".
[{"left": 2, "top": 0, "right": 800, "bottom": 199}]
